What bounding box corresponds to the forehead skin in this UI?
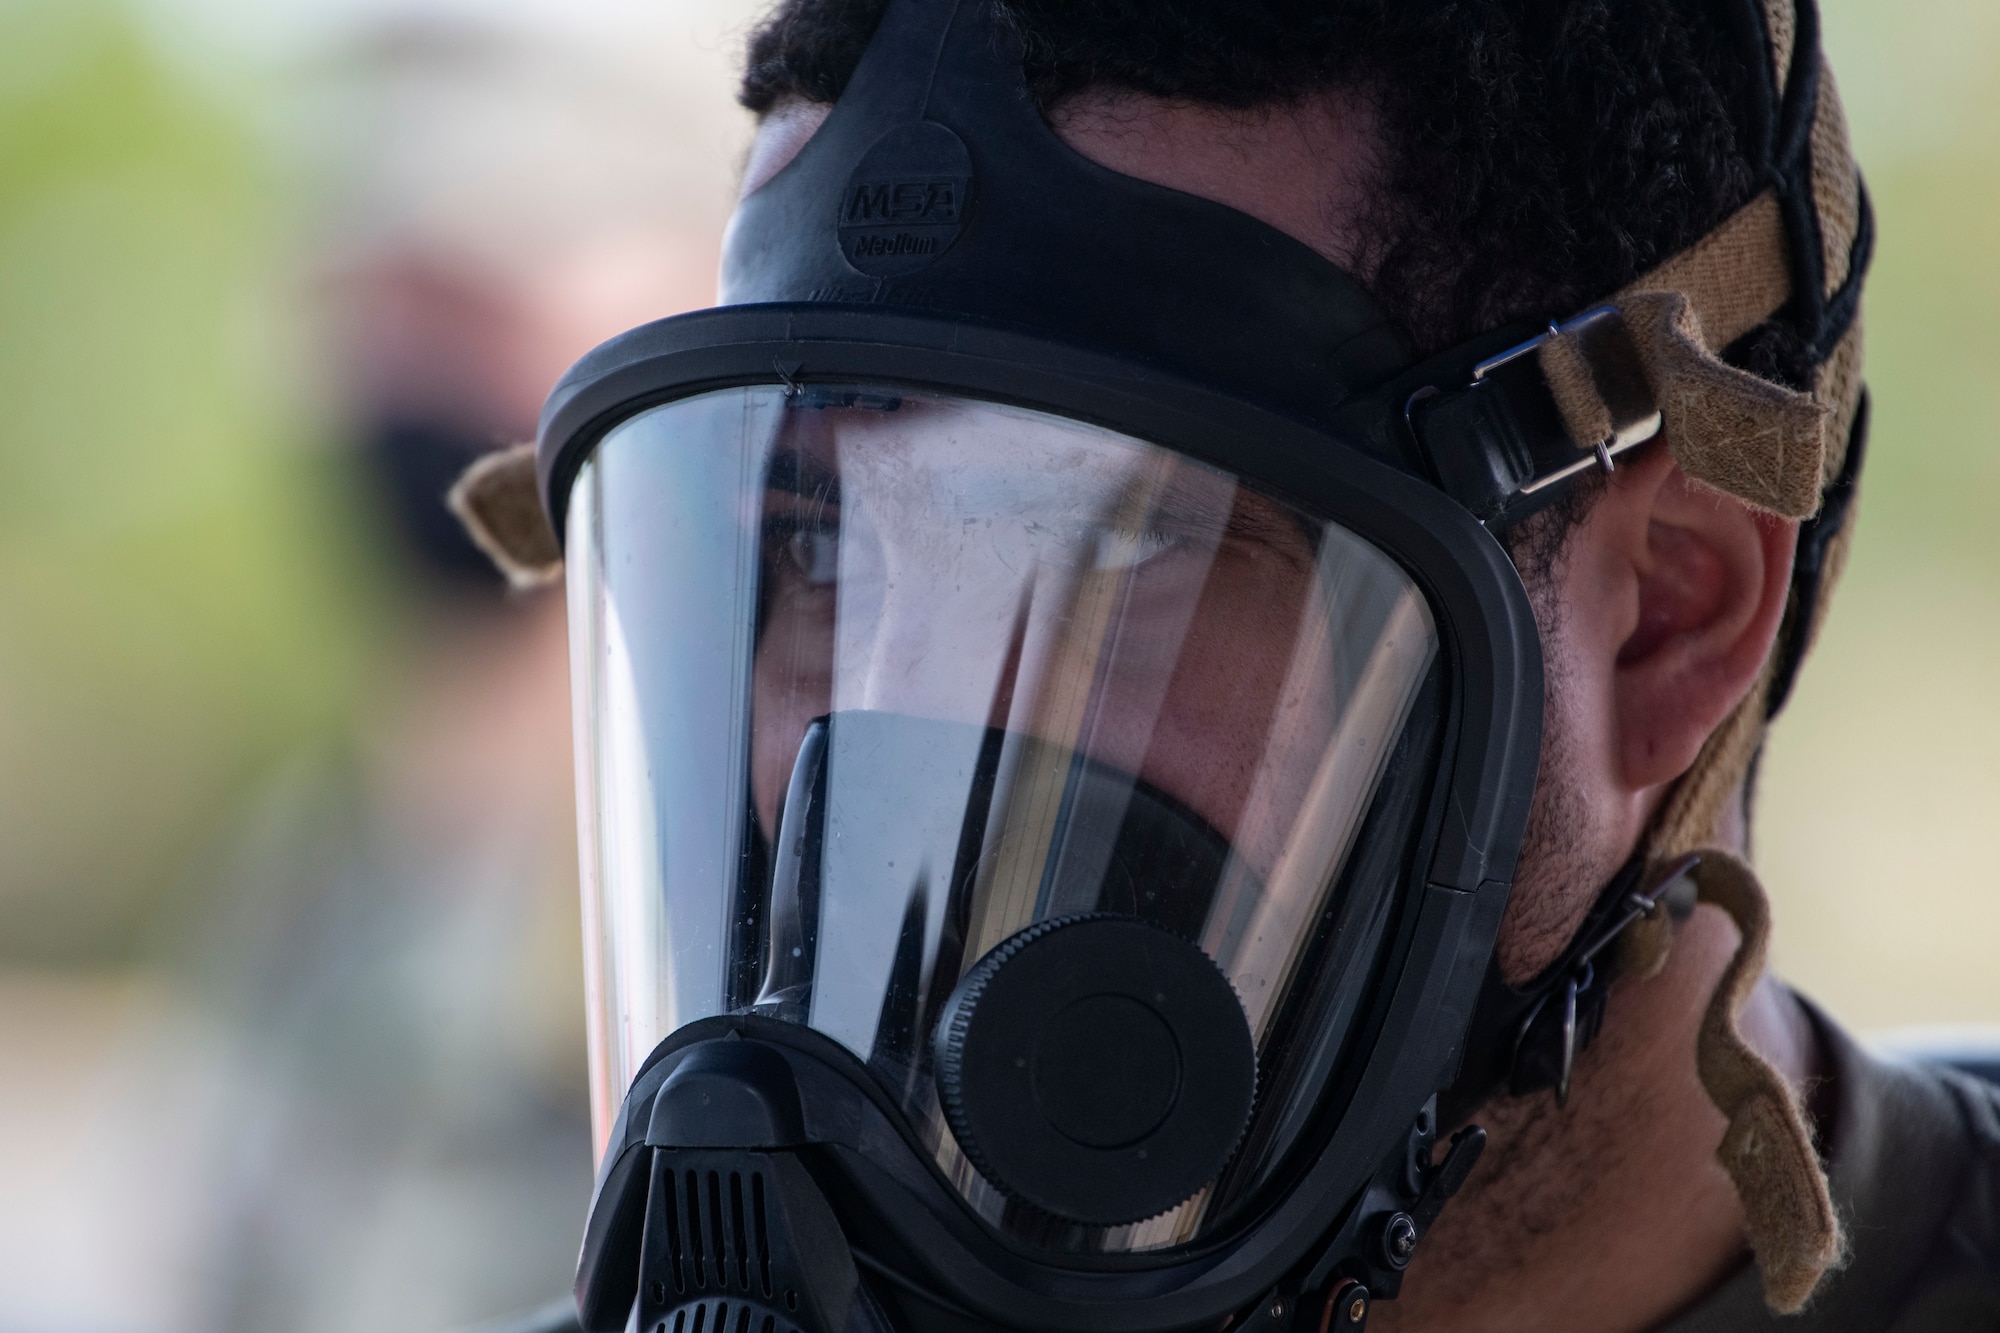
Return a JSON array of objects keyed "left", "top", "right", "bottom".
[{"left": 741, "top": 90, "right": 1383, "bottom": 273}]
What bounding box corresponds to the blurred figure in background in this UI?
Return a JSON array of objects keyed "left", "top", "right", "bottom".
[
  {"left": 0, "top": 3, "right": 753, "bottom": 1330},
  {"left": 180, "top": 14, "right": 752, "bottom": 1332}
]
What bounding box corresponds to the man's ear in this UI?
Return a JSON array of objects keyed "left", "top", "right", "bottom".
[{"left": 1603, "top": 444, "right": 1798, "bottom": 793}]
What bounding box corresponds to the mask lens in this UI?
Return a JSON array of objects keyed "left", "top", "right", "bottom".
[{"left": 568, "top": 384, "right": 1438, "bottom": 1250}]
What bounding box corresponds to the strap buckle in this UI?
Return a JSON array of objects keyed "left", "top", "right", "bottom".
[
  {"left": 1510, "top": 854, "right": 1700, "bottom": 1106},
  {"left": 1403, "top": 306, "right": 1664, "bottom": 524},
  {"left": 1473, "top": 306, "right": 1663, "bottom": 493}
]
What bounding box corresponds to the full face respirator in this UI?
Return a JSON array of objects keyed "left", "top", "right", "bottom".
[{"left": 475, "top": 0, "right": 1871, "bottom": 1328}]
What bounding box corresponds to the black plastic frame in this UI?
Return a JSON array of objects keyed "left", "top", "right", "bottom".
[
  {"left": 545, "top": 299, "right": 1543, "bottom": 1330},
  {"left": 540, "top": 301, "right": 1538, "bottom": 888}
]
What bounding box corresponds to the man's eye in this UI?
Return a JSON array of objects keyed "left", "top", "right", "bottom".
[
  {"left": 786, "top": 524, "right": 840, "bottom": 584},
  {"left": 1092, "top": 527, "right": 1181, "bottom": 571}
]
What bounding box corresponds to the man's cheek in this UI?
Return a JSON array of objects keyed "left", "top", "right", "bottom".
[{"left": 1138, "top": 581, "right": 1316, "bottom": 858}]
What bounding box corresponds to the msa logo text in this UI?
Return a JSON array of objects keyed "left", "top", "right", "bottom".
[
  {"left": 844, "top": 178, "right": 962, "bottom": 225},
  {"left": 850, "top": 232, "right": 937, "bottom": 259},
  {"left": 836, "top": 144, "right": 972, "bottom": 275}
]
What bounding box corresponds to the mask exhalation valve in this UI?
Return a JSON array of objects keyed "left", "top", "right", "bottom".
[{"left": 931, "top": 913, "right": 1256, "bottom": 1226}]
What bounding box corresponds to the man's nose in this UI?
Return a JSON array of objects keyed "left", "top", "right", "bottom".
[{"left": 836, "top": 520, "right": 1057, "bottom": 727}]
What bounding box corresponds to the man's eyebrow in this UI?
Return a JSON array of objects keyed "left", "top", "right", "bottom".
[
  {"left": 763, "top": 445, "right": 841, "bottom": 503},
  {"left": 1147, "top": 475, "right": 1310, "bottom": 547}
]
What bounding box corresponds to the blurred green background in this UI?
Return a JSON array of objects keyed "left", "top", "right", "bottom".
[
  {"left": 1760, "top": 0, "right": 2000, "bottom": 1024},
  {"left": 0, "top": 2, "right": 758, "bottom": 1327},
  {"left": 0, "top": 1, "right": 375, "bottom": 964},
  {"left": 0, "top": 0, "right": 1993, "bottom": 1328}
]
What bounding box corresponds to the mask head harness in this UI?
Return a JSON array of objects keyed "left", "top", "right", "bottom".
[{"left": 475, "top": 0, "right": 1874, "bottom": 1329}]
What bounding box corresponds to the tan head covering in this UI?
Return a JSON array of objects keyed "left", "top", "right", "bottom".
[
  {"left": 1545, "top": 0, "right": 1870, "bottom": 1309},
  {"left": 1590, "top": 11, "right": 1870, "bottom": 865},
  {"left": 1524, "top": 3, "right": 1869, "bottom": 757}
]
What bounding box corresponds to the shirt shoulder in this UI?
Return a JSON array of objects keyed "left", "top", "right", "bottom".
[{"left": 1884, "top": 1060, "right": 2000, "bottom": 1332}]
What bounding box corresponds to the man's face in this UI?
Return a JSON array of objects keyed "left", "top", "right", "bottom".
[
  {"left": 746, "top": 395, "right": 1351, "bottom": 886},
  {"left": 740, "top": 92, "right": 1613, "bottom": 983}
]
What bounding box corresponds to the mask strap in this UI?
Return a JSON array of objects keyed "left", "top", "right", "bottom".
[
  {"left": 1686, "top": 850, "right": 1844, "bottom": 1312},
  {"left": 1536, "top": 190, "right": 1829, "bottom": 520},
  {"left": 1448, "top": 849, "right": 1842, "bottom": 1311},
  {"left": 449, "top": 441, "right": 562, "bottom": 589},
  {"left": 1440, "top": 855, "right": 1697, "bottom": 1125}
]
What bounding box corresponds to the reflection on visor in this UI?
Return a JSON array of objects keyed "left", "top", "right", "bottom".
[
  {"left": 567, "top": 385, "right": 1439, "bottom": 1251},
  {"left": 748, "top": 712, "right": 1237, "bottom": 1052}
]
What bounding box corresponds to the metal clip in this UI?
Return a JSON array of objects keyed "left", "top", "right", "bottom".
[
  {"left": 1517, "top": 855, "right": 1701, "bottom": 1107},
  {"left": 1473, "top": 307, "right": 1664, "bottom": 497},
  {"left": 1471, "top": 318, "right": 1563, "bottom": 381}
]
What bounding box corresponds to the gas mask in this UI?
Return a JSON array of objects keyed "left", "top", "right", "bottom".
[{"left": 477, "top": 0, "right": 1870, "bottom": 1328}]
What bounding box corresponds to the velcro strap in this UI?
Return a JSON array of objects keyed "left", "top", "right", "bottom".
[
  {"left": 447, "top": 442, "right": 565, "bottom": 589},
  {"left": 1688, "top": 851, "right": 1843, "bottom": 1313},
  {"left": 1540, "top": 190, "right": 1830, "bottom": 519}
]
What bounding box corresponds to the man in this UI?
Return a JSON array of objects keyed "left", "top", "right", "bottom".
[{"left": 465, "top": 1, "right": 2000, "bottom": 1330}]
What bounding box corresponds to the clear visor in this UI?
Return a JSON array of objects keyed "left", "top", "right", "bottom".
[{"left": 567, "top": 385, "right": 1439, "bottom": 1251}]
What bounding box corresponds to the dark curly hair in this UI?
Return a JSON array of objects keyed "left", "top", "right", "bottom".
[{"left": 738, "top": 0, "right": 1774, "bottom": 357}]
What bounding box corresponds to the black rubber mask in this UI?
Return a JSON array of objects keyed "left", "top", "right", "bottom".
[{"left": 542, "top": 1, "right": 1577, "bottom": 1329}]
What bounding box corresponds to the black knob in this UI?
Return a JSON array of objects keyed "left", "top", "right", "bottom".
[{"left": 932, "top": 913, "right": 1256, "bottom": 1226}]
